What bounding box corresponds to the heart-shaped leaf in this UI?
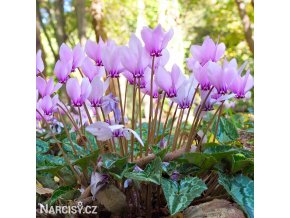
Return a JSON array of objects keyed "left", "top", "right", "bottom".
[
  {"left": 212, "top": 117, "right": 239, "bottom": 143},
  {"left": 218, "top": 173, "right": 254, "bottom": 218},
  {"left": 161, "top": 177, "right": 207, "bottom": 215},
  {"left": 124, "top": 157, "right": 162, "bottom": 184},
  {"left": 36, "top": 139, "right": 49, "bottom": 154}
]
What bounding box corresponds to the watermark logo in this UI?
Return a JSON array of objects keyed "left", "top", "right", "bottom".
[{"left": 38, "top": 201, "right": 98, "bottom": 215}]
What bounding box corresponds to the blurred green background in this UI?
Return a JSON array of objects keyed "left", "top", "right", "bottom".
[{"left": 36, "top": 0, "right": 254, "bottom": 74}]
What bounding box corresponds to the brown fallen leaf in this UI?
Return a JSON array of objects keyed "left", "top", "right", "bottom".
[{"left": 36, "top": 186, "right": 54, "bottom": 195}]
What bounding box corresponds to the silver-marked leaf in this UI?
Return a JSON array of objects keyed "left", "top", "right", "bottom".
[
  {"left": 218, "top": 173, "right": 254, "bottom": 218},
  {"left": 161, "top": 177, "right": 207, "bottom": 215},
  {"left": 124, "top": 157, "right": 162, "bottom": 184}
]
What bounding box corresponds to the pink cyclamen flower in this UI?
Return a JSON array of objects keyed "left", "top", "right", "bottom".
[
  {"left": 230, "top": 69, "right": 254, "bottom": 99},
  {"left": 102, "top": 93, "right": 122, "bottom": 123},
  {"left": 38, "top": 95, "right": 59, "bottom": 116},
  {"left": 86, "top": 121, "right": 144, "bottom": 146},
  {"left": 36, "top": 76, "right": 62, "bottom": 97},
  {"left": 90, "top": 172, "right": 109, "bottom": 200},
  {"left": 121, "top": 34, "right": 151, "bottom": 78},
  {"left": 36, "top": 50, "right": 44, "bottom": 75},
  {"left": 122, "top": 70, "right": 135, "bottom": 85},
  {"left": 155, "top": 64, "right": 186, "bottom": 98},
  {"left": 187, "top": 36, "right": 225, "bottom": 68},
  {"left": 59, "top": 43, "right": 85, "bottom": 72},
  {"left": 66, "top": 77, "right": 92, "bottom": 107},
  {"left": 85, "top": 37, "right": 105, "bottom": 66},
  {"left": 81, "top": 57, "right": 105, "bottom": 82},
  {"left": 172, "top": 75, "right": 198, "bottom": 109},
  {"left": 89, "top": 77, "right": 110, "bottom": 107},
  {"left": 207, "top": 61, "right": 236, "bottom": 95},
  {"left": 141, "top": 24, "right": 174, "bottom": 57},
  {"left": 200, "top": 89, "right": 234, "bottom": 111},
  {"left": 54, "top": 60, "right": 72, "bottom": 83},
  {"left": 101, "top": 41, "right": 124, "bottom": 78},
  {"left": 193, "top": 63, "right": 211, "bottom": 91}
]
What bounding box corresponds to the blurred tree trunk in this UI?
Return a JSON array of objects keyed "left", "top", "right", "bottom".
[
  {"left": 91, "top": 0, "right": 107, "bottom": 41},
  {"left": 36, "top": 0, "right": 57, "bottom": 61},
  {"left": 75, "top": 0, "right": 87, "bottom": 45},
  {"left": 36, "top": 13, "right": 47, "bottom": 75},
  {"left": 235, "top": 0, "right": 254, "bottom": 54},
  {"left": 54, "top": 0, "right": 67, "bottom": 46},
  {"left": 36, "top": 16, "right": 42, "bottom": 52}
]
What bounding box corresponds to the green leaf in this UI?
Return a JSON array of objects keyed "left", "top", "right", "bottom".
[
  {"left": 47, "top": 186, "right": 74, "bottom": 205},
  {"left": 203, "top": 144, "right": 254, "bottom": 174},
  {"left": 124, "top": 157, "right": 162, "bottom": 184},
  {"left": 212, "top": 117, "right": 239, "bottom": 143},
  {"left": 178, "top": 152, "right": 217, "bottom": 172},
  {"left": 101, "top": 153, "right": 128, "bottom": 179},
  {"left": 231, "top": 154, "right": 254, "bottom": 174},
  {"left": 161, "top": 177, "right": 207, "bottom": 215},
  {"left": 36, "top": 139, "right": 49, "bottom": 154},
  {"left": 218, "top": 173, "right": 254, "bottom": 218},
  {"left": 37, "top": 165, "right": 64, "bottom": 174},
  {"left": 72, "top": 149, "right": 99, "bottom": 170}
]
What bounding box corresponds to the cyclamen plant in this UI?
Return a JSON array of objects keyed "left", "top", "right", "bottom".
[{"left": 36, "top": 24, "right": 254, "bottom": 216}]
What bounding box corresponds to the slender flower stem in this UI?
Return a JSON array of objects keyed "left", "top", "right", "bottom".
[
  {"left": 138, "top": 78, "right": 143, "bottom": 157},
  {"left": 172, "top": 109, "right": 184, "bottom": 151},
  {"left": 147, "top": 56, "right": 155, "bottom": 148},
  {"left": 197, "top": 103, "right": 223, "bottom": 150},
  {"left": 119, "top": 138, "right": 124, "bottom": 157},
  {"left": 36, "top": 110, "right": 82, "bottom": 185},
  {"left": 94, "top": 107, "right": 100, "bottom": 121},
  {"left": 151, "top": 94, "right": 160, "bottom": 142},
  {"left": 57, "top": 109, "right": 78, "bottom": 155},
  {"left": 100, "top": 107, "right": 106, "bottom": 121},
  {"left": 124, "top": 80, "right": 128, "bottom": 116},
  {"left": 138, "top": 78, "right": 142, "bottom": 139},
  {"left": 57, "top": 103, "right": 88, "bottom": 150},
  {"left": 77, "top": 67, "right": 84, "bottom": 78},
  {"left": 184, "top": 84, "right": 200, "bottom": 125},
  {"left": 156, "top": 93, "right": 166, "bottom": 137},
  {"left": 117, "top": 78, "right": 125, "bottom": 124},
  {"left": 131, "top": 78, "right": 137, "bottom": 161},
  {"left": 39, "top": 72, "right": 46, "bottom": 78},
  {"left": 83, "top": 104, "right": 93, "bottom": 125},
  {"left": 167, "top": 104, "right": 178, "bottom": 145},
  {"left": 161, "top": 101, "right": 174, "bottom": 139},
  {"left": 185, "top": 87, "right": 214, "bottom": 152},
  {"left": 57, "top": 102, "right": 78, "bottom": 129},
  {"left": 213, "top": 101, "right": 224, "bottom": 142},
  {"left": 78, "top": 106, "right": 84, "bottom": 134}
]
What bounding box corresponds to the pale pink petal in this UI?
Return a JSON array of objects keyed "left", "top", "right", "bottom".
[
  {"left": 66, "top": 78, "right": 80, "bottom": 101},
  {"left": 36, "top": 50, "right": 44, "bottom": 74},
  {"left": 59, "top": 43, "right": 73, "bottom": 62},
  {"left": 161, "top": 28, "right": 174, "bottom": 49},
  {"left": 214, "top": 43, "right": 226, "bottom": 61},
  {"left": 81, "top": 77, "right": 92, "bottom": 100},
  {"left": 155, "top": 67, "right": 172, "bottom": 92},
  {"left": 36, "top": 76, "right": 46, "bottom": 97}
]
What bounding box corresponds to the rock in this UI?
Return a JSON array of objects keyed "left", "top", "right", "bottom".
[
  {"left": 95, "top": 184, "right": 127, "bottom": 215},
  {"left": 183, "top": 199, "right": 245, "bottom": 218}
]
